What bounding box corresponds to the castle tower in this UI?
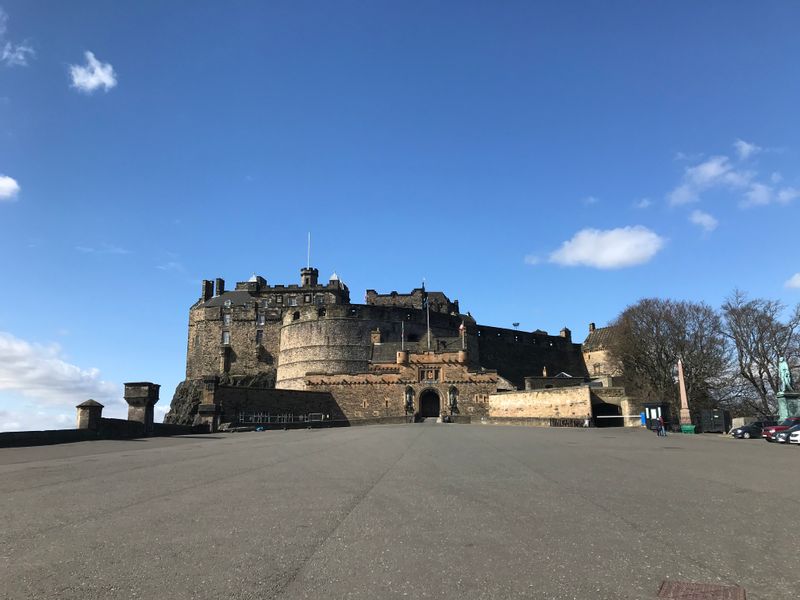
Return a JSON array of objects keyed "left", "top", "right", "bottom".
[{"left": 301, "top": 267, "right": 319, "bottom": 288}]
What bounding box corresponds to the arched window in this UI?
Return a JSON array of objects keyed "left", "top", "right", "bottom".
[{"left": 292, "top": 311, "right": 300, "bottom": 321}]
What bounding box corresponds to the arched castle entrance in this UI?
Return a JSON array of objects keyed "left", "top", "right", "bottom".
[{"left": 418, "top": 389, "right": 440, "bottom": 418}]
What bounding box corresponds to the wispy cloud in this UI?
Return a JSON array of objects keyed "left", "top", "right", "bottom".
[
  {"left": 0, "top": 331, "right": 120, "bottom": 419},
  {"left": 667, "top": 155, "right": 754, "bottom": 206},
  {"left": 0, "top": 7, "right": 34, "bottom": 68},
  {"left": 69, "top": 51, "right": 117, "bottom": 93},
  {"left": 523, "top": 254, "right": 541, "bottom": 266},
  {"left": 75, "top": 243, "right": 130, "bottom": 255},
  {"left": 0, "top": 174, "right": 20, "bottom": 201},
  {"left": 548, "top": 226, "right": 665, "bottom": 269},
  {"left": 689, "top": 210, "right": 718, "bottom": 233},
  {"left": 734, "top": 139, "right": 761, "bottom": 161},
  {"left": 740, "top": 184, "right": 800, "bottom": 208},
  {"left": 156, "top": 261, "right": 185, "bottom": 272},
  {"left": 785, "top": 274, "right": 800, "bottom": 289},
  {"left": 581, "top": 195, "right": 599, "bottom": 206},
  {"left": 633, "top": 198, "right": 652, "bottom": 209}
]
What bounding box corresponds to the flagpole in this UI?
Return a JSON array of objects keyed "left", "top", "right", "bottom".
[
  {"left": 426, "top": 285, "right": 431, "bottom": 350},
  {"left": 401, "top": 320, "right": 405, "bottom": 351}
]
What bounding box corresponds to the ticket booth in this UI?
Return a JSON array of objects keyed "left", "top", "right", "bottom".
[{"left": 643, "top": 402, "right": 672, "bottom": 431}]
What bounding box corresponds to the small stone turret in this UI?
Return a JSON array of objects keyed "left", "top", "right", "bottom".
[
  {"left": 76, "top": 399, "right": 104, "bottom": 431},
  {"left": 301, "top": 267, "right": 319, "bottom": 287},
  {"left": 124, "top": 382, "right": 160, "bottom": 435}
]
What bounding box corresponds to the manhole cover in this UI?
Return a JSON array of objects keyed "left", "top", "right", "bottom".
[{"left": 658, "top": 581, "right": 746, "bottom": 599}]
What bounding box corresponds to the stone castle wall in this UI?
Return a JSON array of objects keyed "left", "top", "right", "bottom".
[{"left": 488, "top": 387, "right": 593, "bottom": 420}]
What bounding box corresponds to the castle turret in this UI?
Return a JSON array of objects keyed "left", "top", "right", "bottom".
[{"left": 301, "top": 267, "right": 319, "bottom": 288}]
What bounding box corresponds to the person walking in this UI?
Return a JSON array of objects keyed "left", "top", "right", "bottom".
[{"left": 658, "top": 415, "right": 667, "bottom": 436}]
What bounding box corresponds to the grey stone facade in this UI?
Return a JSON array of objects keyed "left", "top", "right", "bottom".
[{"left": 167, "top": 265, "right": 593, "bottom": 425}]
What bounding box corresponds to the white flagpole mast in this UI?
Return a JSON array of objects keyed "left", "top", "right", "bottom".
[
  {"left": 307, "top": 232, "right": 311, "bottom": 268},
  {"left": 424, "top": 278, "right": 431, "bottom": 350}
]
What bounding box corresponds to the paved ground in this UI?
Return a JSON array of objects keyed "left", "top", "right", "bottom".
[{"left": 1, "top": 424, "right": 798, "bottom": 600}]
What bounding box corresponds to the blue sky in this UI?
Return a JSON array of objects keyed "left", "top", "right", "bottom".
[{"left": 1, "top": 1, "right": 799, "bottom": 431}]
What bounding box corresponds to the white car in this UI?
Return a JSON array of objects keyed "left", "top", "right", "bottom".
[{"left": 789, "top": 430, "right": 800, "bottom": 445}]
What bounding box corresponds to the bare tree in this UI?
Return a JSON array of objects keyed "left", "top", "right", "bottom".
[
  {"left": 720, "top": 290, "right": 800, "bottom": 416},
  {"left": 608, "top": 298, "right": 730, "bottom": 418}
]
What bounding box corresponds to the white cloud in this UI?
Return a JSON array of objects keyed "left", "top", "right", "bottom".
[
  {"left": 2, "top": 41, "right": 34, "bottom": 66},
  {"left": 785, "top": 274, "right": 800, "bottom": 289},
  {"left": 549, "top": 226, "right": 665, "bottom": 269},
  {"left": 581, "top": 195, "right": 599, "bottom": 206},
  {"left": 634, "top": 198, "right": 652, "bottom": 209},
  {"left": 742, "top": 183, "right": 773, "bottom": 207},
  {"left": 0, "top": 174, "right": 20, "bottom": 200},
  {"left": 771, "top": 172, "right": 783, "bottom": 184},
  {"left": 0, "top": 7, "right": 34, "bottom": 67},
  {"left": 523, "top": 254, "right": 541, "bottom": 266},
  {"left": 777, "top": 187, "right": 800, "bottom": 205},
  {"left": 156, "top": 261, "right": 184, "bottom": 271},
  {"left": 734, "top": 139, "right": 761, "bottom": 161},
  {"left": 75, "top": 243, "right": 130, "bottom": 255},
  {"left": 0, "top": 331, "right": 119, "bottom": 408},
  {"left": 668, "top": 153, "right": 756, "bottom": 206},
  {"left": 689, "top": 210, "right": 718, "bottom": 232},
  {"left": 69, "top": 51, "right": 117, "bottom": 93},
  {"left": 740, "top": 184, "right": 799, "bottom": 208}
]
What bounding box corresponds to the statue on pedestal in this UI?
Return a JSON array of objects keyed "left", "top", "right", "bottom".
[{"left": 778, "top": 357, "right": 793, "bottom": 393}]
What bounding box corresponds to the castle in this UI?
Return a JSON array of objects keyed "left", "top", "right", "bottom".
[{"left": 165, "top": 266, "right": 636, "bottom": 428}]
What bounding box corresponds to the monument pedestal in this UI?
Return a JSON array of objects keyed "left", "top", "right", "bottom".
[{"left": 777, "top": 391, "right": 800, "bottom": 421}]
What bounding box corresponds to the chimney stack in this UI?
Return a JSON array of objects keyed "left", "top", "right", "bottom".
[
  {"left": 589, "top": 322, "right": 596, "bottom": 333},
  {"left": 202, "top": 280, "right": 214, "bottom": 302},
  {"left": 215, "top": 278, "right": 225, "bottom": 296}
]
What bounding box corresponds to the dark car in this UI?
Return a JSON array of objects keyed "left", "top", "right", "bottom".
[
  {"left": 763, "top": 416, "right": 800, "bottom": 442},
  {"left": 774, "top": 423, "right": 800, "bottom": 443},
  {"left": 731, "top": 421, "right": 774, "bottom": 439}
]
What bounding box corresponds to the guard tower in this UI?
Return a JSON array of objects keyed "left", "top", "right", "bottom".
[{"left": 301, "top": 267, "right": 319, "bottom": 287}]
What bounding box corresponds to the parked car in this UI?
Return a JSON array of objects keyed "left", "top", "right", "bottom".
[
  {"left": 774, "top": 423, "right": 800, "bottom": 443},
  {"left": 789, "top": 430, "right": 800, "bottom": 445},
  {"left": 731, "top": 421, "right": 775, "bottom": 439},
  {"left": 762, "top": 417, "right": 800, "bottom": 442}
]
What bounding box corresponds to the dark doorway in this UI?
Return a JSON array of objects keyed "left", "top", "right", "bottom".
[
  {"left": 419, "top": 389, "right": 440, "bottom": 418},
  {"left": 592, "top": 402, "right": 623, "bottom": 427}
]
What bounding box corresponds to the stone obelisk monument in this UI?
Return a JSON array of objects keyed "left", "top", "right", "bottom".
[{"left": 677, "top": 358, "right": 692, "bottom": 426}]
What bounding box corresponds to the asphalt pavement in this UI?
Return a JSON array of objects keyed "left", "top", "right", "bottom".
[{"left": 1, "top": 424, "right": 798, "bottom": 599}]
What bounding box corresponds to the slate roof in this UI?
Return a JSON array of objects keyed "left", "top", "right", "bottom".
[
  {"left": 203, "top": 291, "right": 255, "bottom": 307},
  {"left": 582, "top": 326, "right": 616, "bottom": 351}
]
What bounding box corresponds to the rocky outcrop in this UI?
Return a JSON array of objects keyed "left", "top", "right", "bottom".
[{"left": 163, "top": 374, "right": 276, "bottom": 426}]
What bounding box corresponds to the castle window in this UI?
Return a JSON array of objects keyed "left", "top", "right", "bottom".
[
  {"left": 276, "top": 296, "right": 283, "bottom": 305},
  {"left": 315, "top": 295, "right": 325, "bottom": 305},
  {"left": 292, "top": 311, "right": 300, "bottom": 321},
  {"left": 223, "top": 314, "right": 232, "bottom": 326},
  {"left": 260, "top": 300, "right": 268, "bottom": 308},
  {"left": 256, "top": 313, "right": 266, "bottom": 326},
  {"left": 256, "top": 330, "right": 263, "bottom": 345},
  {"left": 221, "top": 331, "right": 231, "bottom": 345},
  {"left": 304, "top": 294, "right": 312, "bottom": 303},
  {"left": 348, "top": 308, "right": 358, "bottom": 317},
  {"left": 317, "top": 307, "right": 326, "bottom": 317},
  {"left": 224, "top": 299, "right": 232, "bottom": 308},
  {"left": 477, "top": 330, "right": 482, "bottom": 337},
  {"left": 288, "top": 296, "right": 297, "bottom": 307}
]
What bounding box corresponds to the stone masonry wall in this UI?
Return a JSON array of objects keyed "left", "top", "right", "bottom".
[
  {"left": 306, "top": 352, "right": 497, "bottom": 419},
  {"left": 488, "top": 387, "right": 593, "bottom": 420}
]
